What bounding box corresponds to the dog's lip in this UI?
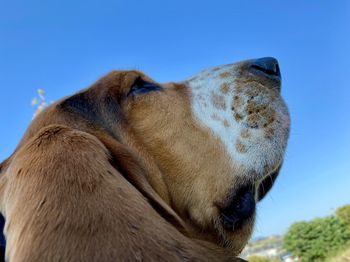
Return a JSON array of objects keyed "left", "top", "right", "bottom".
[
  {"left": 218, "top": 164, "right": 281, "bottom": 231},
  {"left": 220, "top": 186, "right": 256, "bottom": 231},
  {"left": 257, "top": 166, "right": 281, "bottom": 201}
]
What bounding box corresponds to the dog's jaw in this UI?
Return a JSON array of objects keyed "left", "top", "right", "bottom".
[{"left": 187, "top": 62, "right": 290, "bottom": 180}]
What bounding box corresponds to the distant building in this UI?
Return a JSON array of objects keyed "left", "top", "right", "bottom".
[{"left": 242, "top": 235, "right": 298, "bottom": 261}]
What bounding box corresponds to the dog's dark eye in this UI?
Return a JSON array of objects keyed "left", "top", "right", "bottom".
[{"left": 127, "top": 77, "right": 162, "bottom": 96}]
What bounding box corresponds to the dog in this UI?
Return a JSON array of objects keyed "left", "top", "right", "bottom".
[{"left": 0, "top": 57, "right": 290, "bottom": 261}]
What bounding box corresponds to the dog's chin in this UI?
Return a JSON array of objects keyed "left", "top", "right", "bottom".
[{"left": 214, "top": 215, "right": 255, "bottom": 255}]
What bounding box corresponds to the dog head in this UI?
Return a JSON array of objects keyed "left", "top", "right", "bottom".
[
  {"left": 121, "top": 57, "right": 290, "bottom": 253},
  {"left": 20, "top": 57, "right": 290, "bottom": 255}
]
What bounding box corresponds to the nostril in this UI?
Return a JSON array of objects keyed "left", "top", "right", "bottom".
[
  {"left": 251, "top": 65, "right": 276, "bottom": 76},
  {"left": 250, "top": 57, "right": 281, "bottom": 78}
]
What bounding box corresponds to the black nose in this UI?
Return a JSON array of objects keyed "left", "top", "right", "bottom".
[
  {"left": 250, "top": 57, "right": 281, "bottom": 78},
  {"left": 221, "top": 187, "right": 256, "bottom": 230}
]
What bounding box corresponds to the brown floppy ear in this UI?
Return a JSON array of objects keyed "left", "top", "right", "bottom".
[
  {"left": 93, "top": 132, "right": 189, "bottom": 234},
  {"left": 58, "top": 78, "right": 188, "bottom": 235},
  {"left": 0, "top": 156, "right": 11, "bottom": 208}
]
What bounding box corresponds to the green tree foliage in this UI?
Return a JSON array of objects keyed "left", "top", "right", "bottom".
[
  {"left": 336, "top": 205, "right": 350, "bottom": 227},
  {"left": 283, "top": 216, "right": 350, "bottom": 261}
]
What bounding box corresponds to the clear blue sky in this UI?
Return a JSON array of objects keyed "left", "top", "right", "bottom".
[{"left": 1, "top": 1, "right": 349, "bottom": 237}]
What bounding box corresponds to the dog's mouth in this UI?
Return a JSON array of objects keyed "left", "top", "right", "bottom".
[
  {"left": 220, "top": 185, "right": 256, "bottom": 231},
  {"left": 219, "top": 166, "right": 281, "bottom": 232}
]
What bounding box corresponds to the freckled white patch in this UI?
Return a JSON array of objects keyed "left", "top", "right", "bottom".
[{"left": 186, "top": 64, "right": 290, "bottom": 177}]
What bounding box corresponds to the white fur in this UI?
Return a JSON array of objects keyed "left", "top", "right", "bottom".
[{"left": 187, "top": 63, "right": 290, "bottom": 178}]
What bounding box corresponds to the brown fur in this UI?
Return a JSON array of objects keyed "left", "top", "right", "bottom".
[
  {"left": 220, "top": 83, "right": 230, "bottom": 94},
  {"left": 211, "top": 92, "right": 227, "bottom": 110},
  {"left": 0, "top": 71, "right": 248, "bottom": 261}
]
